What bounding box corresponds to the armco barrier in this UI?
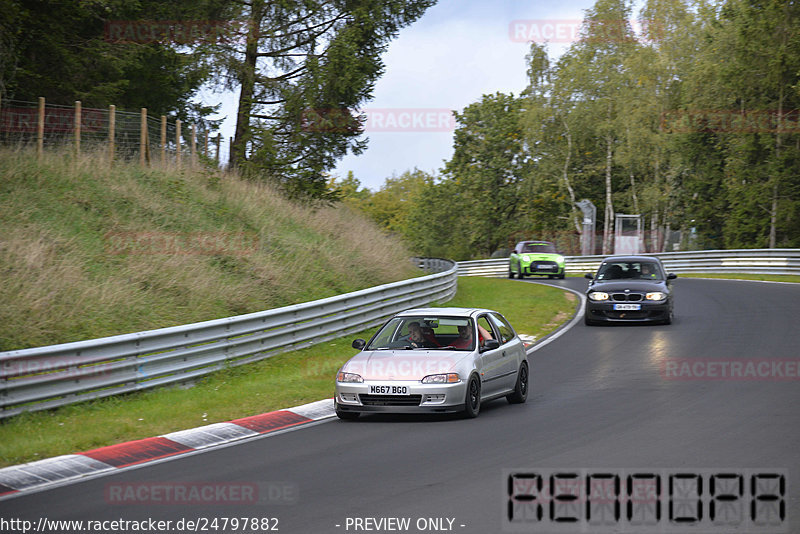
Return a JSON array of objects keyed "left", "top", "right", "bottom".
[
  {"left": 0, "top": 260, "right": 456, "bottom": 419},
  {"left": 457, "top": 249, "right": 800, "bottom": 277}
]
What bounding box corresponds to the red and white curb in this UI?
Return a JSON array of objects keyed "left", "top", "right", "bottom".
[{"left": 0, "top": 399, "right": 335, "bottom": 500}]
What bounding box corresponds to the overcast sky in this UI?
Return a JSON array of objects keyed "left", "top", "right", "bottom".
[{"left": 202, "top": 0, "right": 645, "bottom": 191}]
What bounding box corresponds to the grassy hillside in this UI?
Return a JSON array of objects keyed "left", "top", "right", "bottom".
[{"left": 0, "top": 150, "right": 420, "bottom": 351}]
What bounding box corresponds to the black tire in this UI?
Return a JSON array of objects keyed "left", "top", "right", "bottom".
[
  {"left": 506, "top": 361, "right": 529, "bottom": 404},
  {"left": 662, "top": 308, "right": 673, "bottom": 325},
  {"left": 335, "top": 407, "right": 360, "bottom": 420},
  {"left": 508, "top": 268, "right": 515, "bottom": 279},
  {"left": 463, "top": 375, "right": 481, "bottom": 418},
  {"left": 558, "top": 273, "right": 566, "bottom": 279}
]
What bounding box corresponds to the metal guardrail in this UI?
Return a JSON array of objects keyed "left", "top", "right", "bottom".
[
  {"left": 0, "top": 260, "right": 457, "bottom": 419},
  {"left": 457, "top": 249, "right": 800, "bottom": 277}
]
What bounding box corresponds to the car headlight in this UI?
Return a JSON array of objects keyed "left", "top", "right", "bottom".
[
  {"left": 588, "top": 291, "right": 609, "bottom": 301},
  {"left": 646, "top": 292, "right": 666, "bottom": 301},
  {"left": 555, "top": 255, "right": 565, "bottom": 265},
  {"left": 337, "top": 372, "right": 363, "bottom": 383},
  {"left": 522, "top": 255, "right": 531, "bottom": 262},
  {"left": 421, "top": 373, "right": 460, "bottom": 384}
]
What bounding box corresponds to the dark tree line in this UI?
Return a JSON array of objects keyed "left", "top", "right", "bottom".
[{"left": 0, "top": 0, "right": 436, "bottom": 199}]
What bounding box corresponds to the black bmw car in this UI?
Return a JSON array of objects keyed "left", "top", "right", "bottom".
[{"left": 584, "top": 256, "right": 677, "bottom": 325}]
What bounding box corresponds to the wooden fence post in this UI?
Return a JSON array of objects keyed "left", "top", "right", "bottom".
[
  {"left": 140, "top": 108, "right": 147, "bottom": 166},
  {"left": 175, "top": 119, "right": 181, "bottom": 168},
  {"left": 203, "top": 130, "right": 209, "bottom": 159},
  {"left": 190, "top": 123, "right": 197, "bottom": 168},
  {"left": 74, "top": 101, "right": 81, "bottom": 156},
  {"left": 108, "top": 104, "right": 116, "bottom": 165},
  {"left": 37, "top": 97, "right": 45, "bottom": 159},
  {"left": 215, "top": 133, "right": 221, "bottom": 164},
  {"left": 160, "top": 116, "right": 166, "bottom": 166}
]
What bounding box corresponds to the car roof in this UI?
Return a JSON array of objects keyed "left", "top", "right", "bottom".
[
  {"left": 600, "top": 255, "right": 663, "bottom": 263},
  {"left": 396, "top": 307, "right": 491, "bottom": 318}
]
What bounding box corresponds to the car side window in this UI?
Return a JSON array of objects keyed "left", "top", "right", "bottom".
[
  {"left": 488, "top": 313, "right": 515, "bottom": 345},
  {"left": 476, "top": 315, "right": 496, "bottom": 347}
]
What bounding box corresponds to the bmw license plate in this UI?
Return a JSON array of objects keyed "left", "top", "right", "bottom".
[
  {"left": 613, "top": 303, "right": 641, "bottom": 311},
  {"left": 369, "top": 385, "right": 409, "bottom": 395}
]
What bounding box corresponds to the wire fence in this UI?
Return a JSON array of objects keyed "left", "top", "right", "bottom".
[{"left": 0, "top": 96, "right": 225, "bottom": 167}]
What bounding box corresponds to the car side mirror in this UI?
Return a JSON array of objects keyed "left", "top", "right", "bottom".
[
  {"left": 667, "top": 273, "right": 677, "bottom": 280},
  {"left": 352, "top": 339, "right": 366, "bottom": 350},
  {"left": 584, "top": 273, "right": 594, "bottom": 279},
  {"left": 482, "top": 339, "right": 500, "bottom": 351}
]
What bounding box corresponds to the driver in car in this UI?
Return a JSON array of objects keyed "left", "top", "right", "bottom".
[{"left": 407, "top": 321, "right": 440, "bottom": 348}]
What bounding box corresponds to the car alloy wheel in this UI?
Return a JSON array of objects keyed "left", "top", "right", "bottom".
[
  {"left": 507, "top": 360, "right": 529, "bottom": 404},
  {"left": 464, "top": 375, "right": 481, "bottom": 418}
]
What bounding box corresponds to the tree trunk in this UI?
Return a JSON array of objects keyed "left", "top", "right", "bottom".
[
  {"left": 230, "top": 1, "right": 263, "bottom": 168},
  {"left": 561, "top": 117, "right": 580, "bottom": 233},
  {"left": 603, "top": 135, "right": 614, "bottom": 254}
]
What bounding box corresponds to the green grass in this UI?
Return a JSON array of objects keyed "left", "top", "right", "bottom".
[
  {"left": 0, "top": 149, "right": 420, "bottom": 351},
  {"left": 0, "top": 277, "right": 576, "bottom": 467},
  {"left": 675, "top": 273, "right": 800, "bottom": 283}
]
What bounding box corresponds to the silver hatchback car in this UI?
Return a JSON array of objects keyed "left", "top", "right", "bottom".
[{"left": 334, "top": 307, "right": 529, "bottom": 419}]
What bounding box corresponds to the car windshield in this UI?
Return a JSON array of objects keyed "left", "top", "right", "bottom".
[
  {"left": 596, "top": 261, "right": 664, "bottom": 280},
  {"left": 365, "top": 315, "right": 475, "bottom": 351},
  {"left": 521, "top": 242, "right": 556, "bottom": 253}
]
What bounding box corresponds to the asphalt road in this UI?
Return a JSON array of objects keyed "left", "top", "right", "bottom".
[{"left": 2, "top": 277, "right": 798, "bottom": 533}]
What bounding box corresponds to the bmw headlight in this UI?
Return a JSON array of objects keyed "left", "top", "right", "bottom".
[
  {"left": 337, "top": 372, "right": 363, "bottom": 383},
  {"left": 421, "top": 373, "right": 460, "bottom": 384},
  {"left": 646, "top": 292, "right": 666, "bottom": 301},
  {"left": 589, "top": 292, "right": 609, "bottom": 301}
]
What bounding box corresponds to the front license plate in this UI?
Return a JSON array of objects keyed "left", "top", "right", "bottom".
[
  {"left": 369, "top": 385, "right": 409, "bottom": 395},
  {"left": 536, "top": 264, "right": 552, "bottom": 270},
  {"left": 613, "top": 303, "right": 641, "bottom": 311}
]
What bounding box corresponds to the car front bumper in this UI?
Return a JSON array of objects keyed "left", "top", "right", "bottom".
[
  {"left": 585, "top": 300, "right": 671, "bottom": 322},
  {"left": 520, "top": 261, "right": 564, "bottom": 276},
  {"left": 334, "top": 380, "right": 468, "bottom": 414}
]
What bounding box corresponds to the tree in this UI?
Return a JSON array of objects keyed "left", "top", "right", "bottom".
[
  {"left": 2, "top": 0, "right": 228, "bottom": 124},
  {"left": 222, "top": 0, "right": 435, "bottom": 199},
  {"left": 443, "top": 92, "right": 531, "bottom": 256}
]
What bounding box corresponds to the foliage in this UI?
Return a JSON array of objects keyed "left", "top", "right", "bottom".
[
  {"left": 1, "top": 0, "right": 229, "bottom": 124},
  {"left": 346, "top": 0, "right": 800, "bottom": 258},
  {"left": 222, "top": 0, "right": 436, "bottom": 199}
]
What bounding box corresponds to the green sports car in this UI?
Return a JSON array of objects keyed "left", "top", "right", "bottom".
[{"left": 508, "top": 240, "right": 566, "bottom": 279}]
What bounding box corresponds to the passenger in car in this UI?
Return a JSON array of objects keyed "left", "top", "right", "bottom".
[{"left": 451, "top": 322, "right": 492, "bottom": 349}]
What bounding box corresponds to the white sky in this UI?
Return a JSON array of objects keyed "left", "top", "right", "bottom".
[{"left": 202, "top": 0, "right": 644, "bottom": 191}]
